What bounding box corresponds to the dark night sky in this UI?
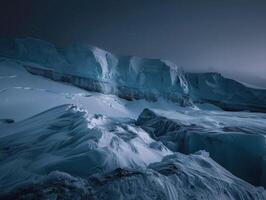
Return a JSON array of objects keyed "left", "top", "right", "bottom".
[{"left": 1, "top": 0, "right": 266, "bottom": 87}]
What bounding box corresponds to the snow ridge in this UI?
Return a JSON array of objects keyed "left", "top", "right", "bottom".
[{"left": 1, "top": 104, "right": 265, "bottom": 199}]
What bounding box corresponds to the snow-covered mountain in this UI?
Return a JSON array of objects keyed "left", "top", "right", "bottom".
[{"left": 1, "top": 38, "right": 266, "bottom": 199}]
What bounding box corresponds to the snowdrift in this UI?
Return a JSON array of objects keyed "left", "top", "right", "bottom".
[
  {"left": 136, "top": 108, "right": 266, "bottom": 187},
  {"left": 0, "top": 105, "right": 265, "bottom": 199}
]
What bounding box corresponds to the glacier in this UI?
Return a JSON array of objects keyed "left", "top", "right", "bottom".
[
  {"left": 0, "top": 105, "right": 170, "bottom": 194},
  {"left": 0, "top": 38, "right": 190, "bottom": 104},
  {"left": 1, "top": 37, "right": 266, "bottom": 111},
  {"left": 186, "top": 72, "right": 266, "bottom": 112},
  {"left": 1, "top": 37, "right": 266, "bottom": 199},
  {"left": 136, "top": 108, "right": 266, "bottom": 187},
  {"left": 0, "top": 105, "right": 265, "bottom": 200}
]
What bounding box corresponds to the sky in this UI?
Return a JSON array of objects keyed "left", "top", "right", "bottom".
[{"left": 1, "top": 0, "right": 266, "bottom": 87}]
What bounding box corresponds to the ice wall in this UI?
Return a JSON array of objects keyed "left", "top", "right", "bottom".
[
  {"left": 187, "top": 72, "right": 266, "bottom": 112},
  {"left": 0, "top": 38, "right": 190, "bottom": 103},
  {"left": 1, "top": 37, "right": 266, "bottom": 111}
]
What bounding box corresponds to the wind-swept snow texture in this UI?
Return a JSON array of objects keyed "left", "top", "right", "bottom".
[
  {"left": 1, "top": 38, "right": 266, "bottom": 199},
  {"left": 136, "top": 108, "right": 266, "bottom": 187},
  {"left": 0, "top": 105, "right": 171, "bottom": 194},
  {"left": 0, "top": 105, "right": 265, "bottom": 200}
]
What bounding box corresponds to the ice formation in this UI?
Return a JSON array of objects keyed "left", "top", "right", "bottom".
[
  {"left": 0, "top": 38, "right": 190, "bottom": 104},
  {"left": 1, "top": 38, "right": 266, "bottom": 199},
  {"left": 136, "top": 108, "right": 266, "bottom": 187},
  {"left": 1, "top": 37, "right": 266, "bottom": 112},
  {"left": 0, "top": 105, "right": 265, "bottom": 199},
  {"left": 186, "top": 72, "right": 266, "bottom": 112}
]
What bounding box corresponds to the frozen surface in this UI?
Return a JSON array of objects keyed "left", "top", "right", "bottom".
[
  {"left": 187, "top": 72, "right": 266, "bottom": 112},
  {"left": 1, "top": 39, "right": 266, "bottom": 199},
  {"left": 0, "top": 38, "right": 190, "bottom": 103},
  {"left": 0, "top": 104, "right": 171, "bottom": 194},
  {"left": 136, "top": 108, "right": 266, "bottom": 187},
  {"left": 0, "top": 58, "right": 180, "bottom": 121},
  {"left": 1, "top": 38, "right": 266, "bottom": 112},
  {"left": 0, "top": 105, "right": 265, "bottom": 199}
]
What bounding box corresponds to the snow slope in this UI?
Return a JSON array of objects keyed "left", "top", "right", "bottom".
[
  {"left": 1, "top": 39, "right": 266, "bottom": 199},
  {"left": 0, "top": 104, "right": 171, "bottom": 194},
  {"left": 0, "top": 105, "right": 265, "bottom": 199},
  {"left": 1, "top": 37, "right": 266, "bottom": 112},
  {"left": 136, "top": 108, "right": 266, "bottom": 187},
  {"left": 0, "top": 57, "right": 180, "bottom": 121},
  {"left": 0, "top": 38, "right": 190, "bottom": 104}
]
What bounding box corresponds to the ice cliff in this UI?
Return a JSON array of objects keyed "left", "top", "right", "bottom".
[
  {"left": 1, "top": 37, "right": 266, "bottom": 112},
  {"left": 1, "top": 47, "right": 266, "bottom": 199},
  {"left": 186, "top": 72, "right": 266, "bottom": 112},
  {"left": 0, "top": 38, "right": 190, "bottom": 104}
]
